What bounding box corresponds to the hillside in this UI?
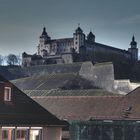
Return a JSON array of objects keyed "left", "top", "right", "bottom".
[{"left": 0, "top": 62, "right": 83, "bottom": 80}]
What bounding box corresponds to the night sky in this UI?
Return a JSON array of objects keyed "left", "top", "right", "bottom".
[{"left": 0, "top": 0, "right": 140, "bottom": 57}]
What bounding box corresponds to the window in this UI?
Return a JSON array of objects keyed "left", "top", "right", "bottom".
[
  {"left": 4, "top": 87, "right": 11, "bottom": 101},
  {"left": 17, "top": 130, "right": 26, "bottom": 139},
  {"left": 2, "top": 130, "right": 8, "bottom": 139}
]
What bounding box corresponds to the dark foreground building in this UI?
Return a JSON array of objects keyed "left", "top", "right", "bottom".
[
  {"left": 0, "top": 75, "right": 67, "bottom": 140},
  {"left": 30, "top": 87, "right": 140, "bottom": 140}
]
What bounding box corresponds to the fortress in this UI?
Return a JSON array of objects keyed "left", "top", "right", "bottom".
[{"left": 22, "top": 26, "right": 138, "bottom": 67}]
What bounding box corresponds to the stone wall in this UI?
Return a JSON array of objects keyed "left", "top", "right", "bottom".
[
  {"left": 6, "top": 62, "right": 82, "bottom": 79},
  {"left": 61, "top": 53, "right": 73, "bottom": 64},
  {"left": 114, "top": 80, "right": 140, "bottom": 94},
  {"left": 79, "top": 62, "right": 114, "bottom": 92}
]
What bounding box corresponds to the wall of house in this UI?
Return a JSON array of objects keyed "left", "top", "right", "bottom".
[
  {"left": 0, "top": 127, "right": 2, "bottom": 140},
  {"left": 70, "top": 120, "right": 140, "bottom": 140},
  {"left": 42, "top": 127, "right": 62, "bottom": 140}
]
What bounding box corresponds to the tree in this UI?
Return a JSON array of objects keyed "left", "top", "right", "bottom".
[
  {"left": 0, "top": 55, "right": 3, "bottom": 65},
  {"left": 130, "top": 60, "right": 140, "bottom": 82},
  {"left": 16, "top": 55, "right": 22, "bottom": 65},
  {"left": 6, "top": 54, "right": 18, "bottom": 65}
]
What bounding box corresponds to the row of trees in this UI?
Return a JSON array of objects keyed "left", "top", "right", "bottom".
[{"left": 0, "top": 54, "right": 21, "bottom": 66}]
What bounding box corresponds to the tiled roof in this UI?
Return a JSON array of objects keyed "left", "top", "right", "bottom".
[
  {"left": 32, "top": 96, "right": 122, "bottom": 121},
  {"left": 0, "top": 75, "right": 67, "bottom": 126},
  {"left": 31, "top": 87, "right": 140, "bottom": 121},
  {"left": 24, "top": 89, "right": 118, "bottom": 96},
  {"left": 45, "top": 38, "right": 73, "bottom": 44},
  {"left": 117, "top": 87, "right": 140, "bottom": 120},
  {"left": 56, "top": 38, "right": 73, "bottom": 42},
  {"left": 12, "top": 73, "right": 78, "bottom": 90}
]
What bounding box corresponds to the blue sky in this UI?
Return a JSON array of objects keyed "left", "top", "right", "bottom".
[{"left": 0, "top": 0, "right": 140, "bottom": 57}]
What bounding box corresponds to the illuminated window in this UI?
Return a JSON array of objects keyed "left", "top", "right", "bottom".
[
  {"left": 4, "top": 87, "right": 11, "bottom": 101},
  {"left": 17, "top": 130, "right": 26, "bottom": 139}
]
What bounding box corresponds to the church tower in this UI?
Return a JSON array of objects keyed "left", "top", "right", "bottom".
[
  {"left": 128, "top": 35, "right": 138, "bottom": 61},
  {"left": 73, "top": 25, "right": 85, "bottom": 53},
  {"left": 38, "top": 27, "right": 51, "bottom": 56},
  {"left": 87, "top": 31, "right": 95, "bottom": 42}
]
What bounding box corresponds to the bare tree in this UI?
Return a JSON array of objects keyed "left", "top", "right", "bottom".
[
  {"left": 6, "top": 54, "right": 18, "bottom": 65},
  {"left": 16, "top": 54, "right": 22, "bottom": 65},
  {"left": 0, "top": 55, "right": 3, "bottom": 65}
]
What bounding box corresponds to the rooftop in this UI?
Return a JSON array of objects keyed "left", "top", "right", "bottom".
[
  {"left": 31, "top": 87, "right": 140, "bottom": 121},
  {"left": 24, "top": 89, "right": 119, "bottom": 97},
  {"left": 32, "top": 96, "right": 122, "bottom": 121},
  {"left": 0, "top": 74, "right": 67, "bottom": 126}
]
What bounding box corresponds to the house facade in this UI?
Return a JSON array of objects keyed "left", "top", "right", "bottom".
[{"left": 0, "top": 75, "right": 67, "bottom": 140}]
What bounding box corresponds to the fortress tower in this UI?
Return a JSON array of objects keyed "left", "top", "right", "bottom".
[
  {"left": 73, "top": 25, "right": 85, "bottom": 53},
  {"left": 87, "top": 31, "right": 95, "bottom": 43},
  {"left": 38, "top": 27, "right": 51, "bottom": 56},
  {"left": 128, "top": 35, "right": 138, "bottom": 61}
]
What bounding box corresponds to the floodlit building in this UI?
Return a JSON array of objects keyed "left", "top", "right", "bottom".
[{"left": 0, "top": 75, "right": 67, "bottom": 140}]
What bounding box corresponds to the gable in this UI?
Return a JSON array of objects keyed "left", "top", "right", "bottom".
[{"left": 0, "top": 75, "right": 67, "bottom": 126}]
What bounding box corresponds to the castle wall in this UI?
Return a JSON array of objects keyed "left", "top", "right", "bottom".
[
  {"left": 38, "top": 37, "right": 74, "bottom": 57},
  {"left": 22, "top": 57, "right": 32, "bottom": 67},
  {"left": 61, "top": 53, "right": 73, "bottom": 64},
  {"left": 79, "top": 62, "right": 114, "bottom": 92},
  {"left": 20, "top": 62, "right": 82, "bottom": 76},
  {"left": 114, "top": 80, "right": 140, "bottom": 94},
  {"left": 57, "top": 39, "right": 74, "bottom": 54},
  {"left": 85, "top": 42, "right": 131, "bottom": 60}
]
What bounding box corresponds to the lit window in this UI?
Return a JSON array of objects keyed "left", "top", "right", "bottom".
[
  {"left": 4, "top": 87, "right": 11, "bottom": 101},
  {"left": 17, "top": 130, "right": 26, "bottom": 139}
]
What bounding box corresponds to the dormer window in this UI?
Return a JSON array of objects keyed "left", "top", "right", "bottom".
[{"left": 4, "top": 87, "right": 11, "bottom": 101}]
